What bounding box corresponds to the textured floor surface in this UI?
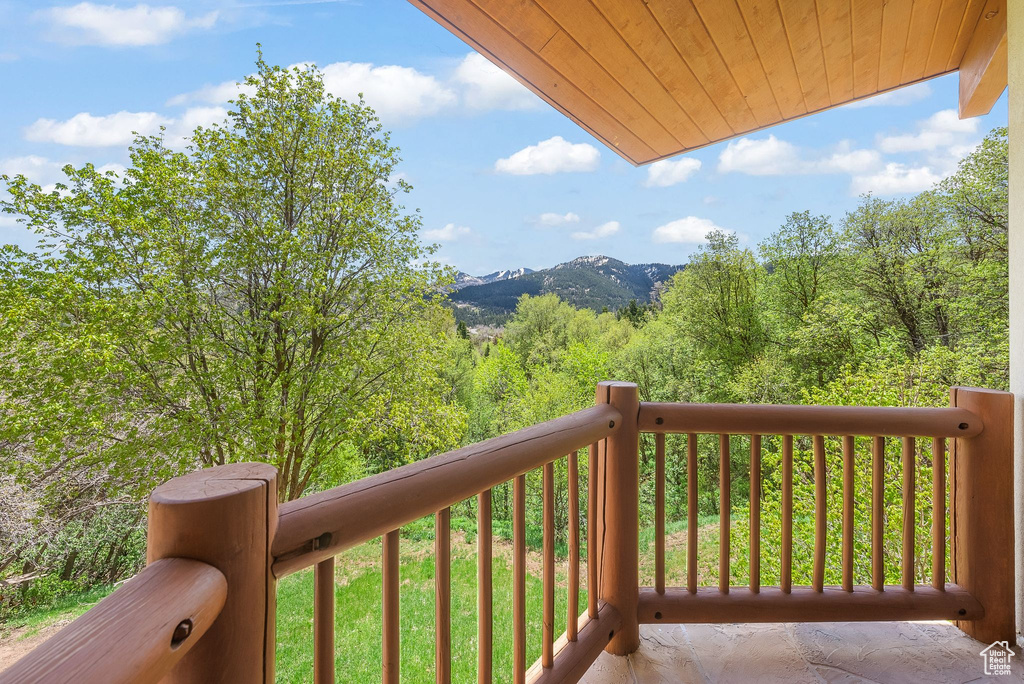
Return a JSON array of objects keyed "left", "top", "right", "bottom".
[{"left": 580, "top": 622, "right": 1024, "bottom": 683}]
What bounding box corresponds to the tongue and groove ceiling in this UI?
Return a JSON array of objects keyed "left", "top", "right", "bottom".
[{"left": 408, "top": 0, "right": 1008, "bottom": 165}]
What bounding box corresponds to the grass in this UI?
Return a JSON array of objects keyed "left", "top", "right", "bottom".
[{"left": 1, "top": 516, "right": 727, "bottom": 682}]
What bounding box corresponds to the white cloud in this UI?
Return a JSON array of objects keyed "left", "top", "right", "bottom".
[
  {"left": 25, "top": 111, "right": 170, "bottom": 147},
  {"left": 652, "top": 217, "right": 729, "bottom": 244},
  {"left": 320, "top": 62, "right": 456, "bottom": 124},
  {"left": 848, "top": 82, "right": 932, "bottom": 108},
  {"left": 850, "top": 163, "right": 945, "bottom": 195},
  {"left": 878, "top": 109, "right": 979, "bottom": 153},
  {"left": 645, "top": 157, "right": 701, "bottom": 187},
  {"left": 423, "top": 223, "right": 471, "bottom": 242},
  {"left": 167, "top": 80, "right": 254, "bottom": 107},
  {"left": 453, "top": 53, "right": 538, "bottom": 111},
  {"left": 38, "top": 3, "right": 219, "bottom": 47},
  {"left": 495, "top": 136, "right": 600, "bottom": 175},
  {"left": 718, "top": 135, "right": 801, "bottom": 176},
  {"left": 571, "top": 221, "right": 620, "bottom": 241},
  {"left": 536, "top": 212, "right": 580, "bottom": 226},
  {"left": 719, "top": 135, "right": 881, "bottom": 178},
  {"left": 0, "top": 155, "right": 66, "bottom": 187}
]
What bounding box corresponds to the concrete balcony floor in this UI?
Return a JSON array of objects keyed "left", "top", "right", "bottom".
[{"left": 580, "top": 622, "right": 1024, "bottom": 683}]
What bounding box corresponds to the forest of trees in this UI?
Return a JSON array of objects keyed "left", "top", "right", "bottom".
[{"left": 0, "top": 52, "right": 1008, "bottom": 617}]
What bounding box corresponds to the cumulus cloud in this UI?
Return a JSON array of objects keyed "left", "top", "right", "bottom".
[
  {"left": 652, "top": 217, "right": 729, "bottom": 244},
  {"left": 453, "top": 53, "right": 538, "bottom": 111},
  {"left": 878, "top": 109, "right": 979, "bottom": 153},
  {"left": 718, "top": 135, "right": 881, "bottom": 177},
  {"left": 423, "top": 223, "right": 471, "bottom": 242},
  {"left": 571, "top": 221, "right": 620, "bottom": 241},
  {"left": 0, "top": 155, "right": 67, "bottom": 188},
  {"left": 25, "top": 111, "right": 170, "bottom": 147},
  {"left": 319, "top": 61, "right": 457, "bottom": 124},
  {"left": 495, "top": 136, "right": 600, "bottom": 175},
  {"left": 167, "top": 80, "right": 254, "bottom": 107},
  {"left": 38, "top": 3, "right": 219, "bottom": 47},
  {"left": 536, "top": 212, "right": 580, "bottom": 226},
  {"left": 645, "top": 157, "right": 701, "bottom": 187},
  {"left": 848, "top": 82, "right": 932, "bottom": 108},
  {"left": 850, "top": 163, "right": 945, "bottom": 195},
  {"left": 23, "top": 107, "right": 227, "bottom": 148}
]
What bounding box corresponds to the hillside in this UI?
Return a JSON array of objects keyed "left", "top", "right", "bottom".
[{"left": 448, "top": 255, "right": 683, "bottom": 325}]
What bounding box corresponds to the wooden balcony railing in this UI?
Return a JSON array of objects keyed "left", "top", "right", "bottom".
[{"left": 1, "top": 384, "right": 1014, "bottom": 684}]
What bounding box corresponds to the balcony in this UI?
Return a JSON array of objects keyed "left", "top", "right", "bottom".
[{"left": 1, "top": 382, "right": 1016, "bottom": 683}]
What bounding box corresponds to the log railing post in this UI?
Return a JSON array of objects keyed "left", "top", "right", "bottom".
[
  {"left": 950, "top": 387, "right": 1015, "bottom": 643},
  {"left": 595, "top": 381, "right": 640, "bottom": 655},
  {"left": 148, "top": 462, "right": 278, "bottom": 683}
]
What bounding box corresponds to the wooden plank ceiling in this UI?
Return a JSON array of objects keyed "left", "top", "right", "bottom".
[{"left": 408, "top": 0, "right": 1007, "bottom": 165}]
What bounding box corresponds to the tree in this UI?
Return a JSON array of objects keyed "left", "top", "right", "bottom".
[{"left": 0, "top": 55, "right": 458, "bottom": 502}]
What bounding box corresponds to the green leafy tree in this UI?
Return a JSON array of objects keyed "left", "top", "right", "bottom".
[{"left": 1, "top": 56, "right": 458, "bottom": 502}]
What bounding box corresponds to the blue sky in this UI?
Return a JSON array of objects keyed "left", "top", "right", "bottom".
[{"left": 0, "top": 0, "right": 1009, "bottom": 274}]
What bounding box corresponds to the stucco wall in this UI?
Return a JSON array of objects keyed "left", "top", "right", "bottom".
[{"left": 1010, "top": 0, "right": 1024, "bottom": 640}]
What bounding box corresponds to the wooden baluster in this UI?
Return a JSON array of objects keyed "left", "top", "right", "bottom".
[
  {"left": 542, "top": 462, "right": 555, "bottom": 669},
  {"left": 782, "top": 435, "right": 793, "bottom": 594},
  {"left": 436, "top": 508, "right": 451, "bottom": 684},
  {"left": 902, "top": 437, "right": 915, "bottom": 591},
  {"left": 812, "top": 435, "right": 825, "bottom": 593},
  {"left": 655, "top": 433, "right": 666, "bottom": 595},
  {"left": 932, "top": 438, "right": 945, "bottom": 591},
  {"left": 587, "top": 444, "right": 598, "bottom": 619},
  {"left": 687, "top": 433, "right": 698, "bottom": 595},
  {"left": 750, "top": 435, "right": 761, "bottom": 594},
  {"left": 383, "top": 530, "right": 400, "bottom": 684},
  {"left": 843, "top": 435, "right": 854, "bottom": 593},
  {"left": 567, "top": 451, "right": 580, "bottom": 641},
  {"left": 719, "top": 434, "right": 730, "bottom": 594},
  {"left": 513, "top": 475, "right": 526, "bottom": 683},
  {"left": 478, "top": 492, "right": 492, "bottom": 683},
  {"left": 314, "top": 557, "right": 335, "bottom": 684},
  {"left": 872, "top": 436, "right": 884, "bottom": 591}
]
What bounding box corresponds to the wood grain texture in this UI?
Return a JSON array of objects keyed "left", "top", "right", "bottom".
[
  {"left": 902, "top": 437, "right": 916, "bottom": 591},
  {"left": 524, "top": 603, "right": 621, "bottom": 684},
  {"left": 637, "top": 585, "right": 983, "bottom": 624},
  {"left": 958, "top": 0, "right": 1007, "bottom": 117},
  {"left": 655, "top": 433, "right": 665, "bottom": 595},
  {"left": 513, "top": 475, "right": 527, "bottom": 683},
  {"left": 639, "top": 402, "right": 981, "bottom": 437},
  {"left": 750, "top": 435, "right": 761, "bottom": 594},
  {"left": 313, "top": 557, "right": 335, "bottom": 684},
  {"left": 542, "top": 461, "right": 555, "bottom": 668},
  {"left": 383, "top": 530, "right": 400, "bottom": 684},
  {"left": 586, "top": 443, "right": 598, "bottom": 619},
  {"left": 274, "top": 404, "right": 618, "bottom": 575},
  {"left": 477, "top": 492, "right": 492, "bottom": 684},
  {"left": 872, "top": 436, "right": 885, "bottom": 591},
  {"left": 435, "top": 508, "right": 451, "bottom": 684},
  {"left": 567, "top": 452, "right": 579, "bottom": 642},
  {"left": 687, "top": 433, "right": 698, "bottom": 595},
  {"left": 0, "top": 559, "right": 226, "bottom": 684},
  {"left": 842, "top": 435, "right": 854, "bottom": 593},
  {"left": 595, "top": 381, "right": 640, "bottom": 655},
  {"left": 408, "top": 0, "right": 987, "bottom": 163},
  {"left": 950, "top": 387, "right": 1016, "bottom": 643},
  {"left": 719, "top": 433, "right": 730, "bottom": 594},
  {"left": 781, "top": 435, "right": 793, "bottom": 594},
  {"left": 812, "top": 435, "right": 826, "bottom": 594},
  {"left": 931, "top": 438, "right": 946, "bottom": 591},
  {"left": 147, "top": 462, "right": 277, "bottom": 684}
]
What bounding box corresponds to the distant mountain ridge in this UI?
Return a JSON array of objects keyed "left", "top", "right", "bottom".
[
  {"left": 451, "top": 267, "right": 534, "bottom": 290},
  {"left": 448, "top": 255, "right": 683, "bottom": 325}
]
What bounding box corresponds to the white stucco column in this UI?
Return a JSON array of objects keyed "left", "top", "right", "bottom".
[{"left": 1009, "top": 0, "right": 1024, "bottom": 640}]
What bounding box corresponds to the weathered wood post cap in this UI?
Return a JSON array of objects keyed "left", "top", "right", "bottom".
[
  {"left": 148, "top": 462, "right": 279, "bottom": 684},
  {"left": 150, "top": 462, "right": 278, "bottom": 507}
]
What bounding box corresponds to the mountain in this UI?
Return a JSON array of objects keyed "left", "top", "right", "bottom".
[
  {"left": 448, "top": 256, "right": 683, "bottom": 325},
  {"left": 451, "top": 267, "right": 534, "bottom": 290}
]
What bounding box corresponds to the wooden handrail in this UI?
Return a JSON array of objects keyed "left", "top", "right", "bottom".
[
  {"left": 0, "top": 559, "right": 226, "bottom": 684},
  {"left": 639, "top": 402, "right": 982, "bottom": 437},
  {"left": 272, "top": 404, "right": 621, "bottom": 576}
]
